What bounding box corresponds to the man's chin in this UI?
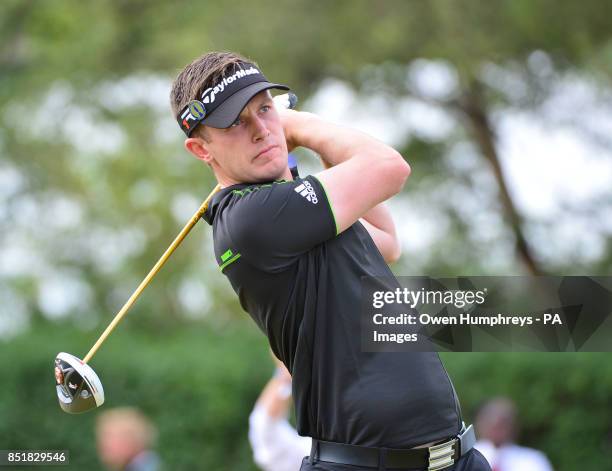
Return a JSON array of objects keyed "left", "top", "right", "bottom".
[
  {"left": 251, "top": 165, "right": 290, "bottom": 183},
  {"left": 258, "top": 155, "right": 292, "bottom": 178}
]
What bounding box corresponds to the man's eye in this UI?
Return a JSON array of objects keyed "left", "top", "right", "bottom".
[
  {"left": 260, "top": 105, "right": 271, "bottom": 113},
  {"left": 230, "top": 118, "right": 242, "bottom": 127}
]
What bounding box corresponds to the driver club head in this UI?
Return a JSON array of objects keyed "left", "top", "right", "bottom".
[{"left": 54, "top": 352, "right": 104, "bottom": 414}]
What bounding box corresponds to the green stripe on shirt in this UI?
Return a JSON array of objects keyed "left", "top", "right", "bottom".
[{"left": 312, "top": 176, "right": 339, "bottom": 236}]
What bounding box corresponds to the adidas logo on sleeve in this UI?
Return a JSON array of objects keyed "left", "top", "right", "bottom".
[{"left": 294, "top": 181, "right": 319, "bottom": 204}]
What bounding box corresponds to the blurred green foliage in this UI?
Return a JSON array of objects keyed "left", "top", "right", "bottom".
[
  {"left": 1, "top": 323, "right": 611, "bottom": 470},
  {"left": 2, "top": 0, "right": 611, "bottom": 329},
  {"left": 443, "top": 352, "right": 612, "bottom": 470},
  {"left": 0, "top": 319, "right": 270, "bottom": 470}
]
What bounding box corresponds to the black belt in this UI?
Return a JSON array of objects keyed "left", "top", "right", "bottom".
[{"left": 309, "top": 424, "right": 476, "bottom": 471}]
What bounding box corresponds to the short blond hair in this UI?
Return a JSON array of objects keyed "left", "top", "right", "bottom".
[{"left": 170, "top": 51, "right": 258, "bottom": 140}]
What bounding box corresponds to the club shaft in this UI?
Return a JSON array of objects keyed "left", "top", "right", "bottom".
[{"left": 83, "top": 184, "right": 221, "bottom": 364}]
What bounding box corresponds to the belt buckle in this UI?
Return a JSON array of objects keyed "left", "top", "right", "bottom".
[{"left": 428, "top": 438, "right": 456, "bottom": 471}]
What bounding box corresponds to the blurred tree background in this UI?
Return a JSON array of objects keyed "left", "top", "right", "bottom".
[{"left": 1, "top": 1, "right": 611, "bottom": 470}]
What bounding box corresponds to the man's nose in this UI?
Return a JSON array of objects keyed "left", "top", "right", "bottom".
[{"left": 251, "top": 115, "right": 270, "bottom": 142}]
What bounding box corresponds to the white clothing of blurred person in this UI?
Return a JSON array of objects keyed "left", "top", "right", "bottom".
[
  {"left": 474, "top": 397, "right": 553, "bottom": 471},
  {"left": 249, "top": 358, "right": 311, "bottom": 471}
]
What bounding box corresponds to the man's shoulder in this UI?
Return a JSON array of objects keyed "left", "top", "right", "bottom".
[
  {"left": 208, "top": 179, "right": 297, "bottom": 272},
  {"left": 207, "top": 175, "right": 336, "bottom": 274},
  {"left": 215, "top": 176, "right": 325, "bottom": 226},
  {"left": 214, "top": 179, "right": 296, "bottom": 218},
  {"left": 230, "top": 179, "right": 294, "bottom": 197}
]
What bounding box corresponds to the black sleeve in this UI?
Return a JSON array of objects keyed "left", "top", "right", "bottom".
[{"left": 227, "top": 175, "right": 338, "bottom": 273}]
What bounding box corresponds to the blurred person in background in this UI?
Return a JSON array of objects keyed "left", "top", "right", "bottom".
[
  {"left": 96, "top": 407, "right": 161, "bottom": 471},
  {"left": 474, "top": 397, "right": 553, "bottom": 471},
  {"left": 249, "top": 354, "right": 311, "bottom": 471}
]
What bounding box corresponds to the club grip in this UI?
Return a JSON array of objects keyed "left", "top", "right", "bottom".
[{"left": 273, "top": 92, "right": 298, "bottom": 110}]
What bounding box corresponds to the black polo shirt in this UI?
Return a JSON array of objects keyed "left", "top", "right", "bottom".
[{"left": 203, "top": 175, "right": 461, "bottom": 448}]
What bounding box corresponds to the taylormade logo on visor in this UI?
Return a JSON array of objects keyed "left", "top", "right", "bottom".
[{"left": 201, "top": 66, "right": 261, "bottom": 104}]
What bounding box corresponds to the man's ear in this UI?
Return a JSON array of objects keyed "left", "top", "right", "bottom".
[{"left": 184, "top": 137, "right": 213, "bottom": 164}]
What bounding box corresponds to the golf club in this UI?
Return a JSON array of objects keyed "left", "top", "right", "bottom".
[{"left": 55, "top": 92, "right": 298, "bottom": 414}]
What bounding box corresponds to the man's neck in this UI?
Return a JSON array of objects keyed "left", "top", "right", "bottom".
[{"left": 217, "top": 169, "right": 293, "bottom": 188}]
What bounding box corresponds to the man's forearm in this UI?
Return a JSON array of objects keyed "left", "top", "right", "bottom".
[
  {"left": 286, "top": 111, "right": 394, "bottom": 168},
  {"left": 360, "top": 205, "right": 402, "bottom": 263}
]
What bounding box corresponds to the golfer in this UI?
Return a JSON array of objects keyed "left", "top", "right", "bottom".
[{"left": 170, "top": 51, "right": 491, "bottom": 471}]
